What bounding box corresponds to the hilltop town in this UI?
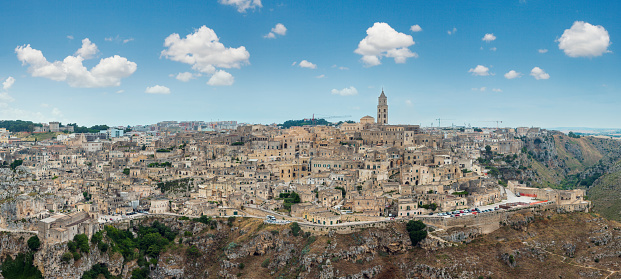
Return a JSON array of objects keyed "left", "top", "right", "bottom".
[{"left": 0, "top": 91, "right": 591, "bottom": 246}]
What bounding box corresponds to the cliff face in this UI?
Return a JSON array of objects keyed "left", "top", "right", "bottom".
[{"left": 2, "top": 212, "right": 621, "bottom": 279}]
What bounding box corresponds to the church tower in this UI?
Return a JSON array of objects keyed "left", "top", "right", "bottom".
[{"left": 377, "top": 89, "right": 388, "bottom": 125}]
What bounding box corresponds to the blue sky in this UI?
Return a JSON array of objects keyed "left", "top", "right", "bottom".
[{"left": 0, "top": 0, "right": 619, "bottom": 128}]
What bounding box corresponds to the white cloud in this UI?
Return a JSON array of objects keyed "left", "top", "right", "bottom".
[
  {"left": 67, "top": 35, "right": 74, "bottom": 40},
  {"left": 123, "top": 38, "right": 134, "bottom": 44},
  {"left": 490, "top": 47, "right": 497, "bottom": 51},
  {"left": 145, "top": 85, "right": 171, "bottom": 94},
  {"left": 273, "top": 24, "right": 287, "bottom": 35},
  {"left": 75, "top": 38, "right": 99, "bottom": 59},
  {"left": 538, "top": 49, "right": 548, "bottom": 53},
  {"left": 0, "top": 92, "right": 14, "bottom": 103},
  {"left": 331, "top": 86, "right": 358, "bottom": 96},
  {"left": 316, "top": 74, "right": 325, "bottom": 79},
  {"left": 3, "top": 77, "right": 15, "bottom": 90},
  {"left": 405, "top": 100, "right": 412, "bottom": 106},
  {"left": 51, "top": 108, "right": 63, "bottom": 117},
  {"left": 15, "top": 42, "right": 137, "bottom": 88},
  {"left": 207, "top": 70, "right": 234, "bottom": 86},
  {"left": 492, "top": 88, "right": 502, "bottom": 92},
  {"left": 354, "top": 22, "right": 417, "bottom": 67},
  {"left": 448, "top": 27, "right": 457, "bottom": 35},
  {"left": 482, "top": 33, "right": 496, "bottom": 42},
  {"left": 530, "top": 67, "right": 550, "bottom": 80},
  {"left": 175, "top": 72, "right": 195, "bottom": 82},
  {"left": 472, "top": 87, "right": 486, "bottom": 92},
  {"left": 264, "top": 23, "right": 287, "bottom": 39},
  {"left": 105, "top": 37, "right": 113, "bottom": 41},
  {"left": 557, "top": 21, "right": 611, "bottom": 58},
  {"left": 468, "top": 65, "right": 490, "bottom": 76},
  {"left": 504, "top": 70, "right": 521, "bottom": 79},
  {"left": 338, "top": 66, "right": 348, "bottom": 70},
  {"left": 218, "top": 0, "right": 262, "bottom": 13},
  {"left": 298, "top": 60, "right": 317, "bottom": 69},
  {"left": 161, "top": 26, "right": 249, "bottom": 86},
  {"left": 40, "top": 103, "right": 50, "bottom": 108},
  {"left": 116, "top": 90, "right": 124, "bottom": 94},
  {"left": 291, "top": 61, "right": 297, "bottom": 66},
  {"left": 410, "top": 25, "right": 422, "bottom": 32}
]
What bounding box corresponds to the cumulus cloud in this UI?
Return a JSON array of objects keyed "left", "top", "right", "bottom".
[
  {"left": 492, "top": 88, "right": 502, "bottom": 92},
  {"left": 265, "top": 23, "right": 287, "bottom": 38},
  {"left": 331, "top": 86, "right": 358, "bottom": 96},
  {"left": 448, "top": 27, "right": 457, "bottom": 35},
  {"left": 530, "top": 67, "right": 550, "bottom": 80},
  {"left": 354, "top": 22, "right": 417, "bottom": 67},
  {"left": 3, "top": 77, "right": 15, "bottom": 90},
  {"left": 145, "top": 85, "right": 171, "bottom": 94},
  {"left": 75, "top": 38, "right": 99, "bottom": 59},
  {"left": 538, "top": 49, "right": 548, "bottom": 53},
  {"left": 207, "top": 70, "right": 234, "bottom": 86},
  {"left": 557, "top": 21, "right": 611, "bottom": 58},
  {"left": 298, "top": 60, "right": 317, "bottom": 69},
  {"left": 161, "top": 26, "right": 249, "bottom": 86},
  {"left": 175, "top": 72, "right": 195, "bottom": 82},
  {"left": 504, "top": 70, "right": 521, "bottom": 79},
  {"left": 15, "top": 41, "right": 137, "bottom": 88},
  {"left": 410, "top": 25, "right": 422, "bottom": 32},
  {"left": 468, "top": 65, "right": 490, "bottom": 76},
  {"left": 218, "top": 0, "right": 262, "bottom": 13},
  {"left": 482, "top": 33, "right": 496, "bottom": 42},
  {"left": 316, "top": 74, "right": 325, "bottom": 79}
]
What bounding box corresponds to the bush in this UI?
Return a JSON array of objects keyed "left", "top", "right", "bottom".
[
  {"left": 62, "top": 252, "right": 73, "bottom": 262},
  {"left": 1, "top": 253, "right": 43, "bottom": 278},
  {"left": 261, "top": 258, "right": 270, "bottom": 268},
  {"left": 73, "top": 252, "right": 81, "bottom": 261},
  {"left": 184, "top": 231, "right": 193, "bottom": 237},
  {"left": 290, "top": 222, "right": 301, "bottom": 237},
  {"left": 406, "top": 220, "right": 428, "bottom": 246},
  {"left": 238, "top": 263, "right": 245, "bottom": 269},
  {"left": 187, "top": 245, "right": 201, "bottom": 257},
  {"left": 67, "top": 241, "right": 77, "bottom": 253},
  {"left": 74, "top": 234, "right": 90, "bottom": 253},
  {"left": 27, "top": 235, "right": 40, "bottom": 251},
  {"left": 98, "top": 242, "right": 109, "bottom": 253}
]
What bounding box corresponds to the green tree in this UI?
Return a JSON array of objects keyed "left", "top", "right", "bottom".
[
  {"left": 290, "top": 222, "right": 301, "bottom": 237},
  {"left": 1, "top": 253, "right": 43, "bottom": 279},
  {"left": 405, "top": 220, "right": 427, "bottom": 246},
  {"left": 123, "top": 168, "right": 130, "bottom": 175},
  {"left": 27, "top": 236, "right": 40, "bottom": 251}
]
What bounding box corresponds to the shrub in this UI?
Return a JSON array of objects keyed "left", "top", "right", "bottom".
[
  {"left": 73, "top": 252, "right": 81, "bottom": 261},
  {"left": 67, "top": 241, "right": 77, "bottom": 253},
  {"left": 187, "top": 245, "right": 201, "bottom": 257},
  {"left": 261, "top": 259, "right": 270, "bottom": 268},
  {"left": 238, "top": 263, "right": 245, "bottom": 269},
  {"left": 290, "top": 222, "right": 301, "bottom": 237},
  {"left": 62, "top": 252, "right": 73, "bottom": 262},
  {"left": 406, "top": 220, "right": 428, "bottom": 246},
  {"left": 27, "top": 235, "right": 40, "bottom": 251}
]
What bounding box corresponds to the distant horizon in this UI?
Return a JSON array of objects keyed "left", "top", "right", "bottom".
[{"left": 2, "top": 118, "right": 620, "bottom": 132}]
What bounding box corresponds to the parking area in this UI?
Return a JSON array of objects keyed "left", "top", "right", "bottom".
[{"left": 433, "top": 188, "right": 539, "bottom": 218}]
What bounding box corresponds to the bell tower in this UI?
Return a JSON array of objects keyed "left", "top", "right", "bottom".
[{"left": 377, "top": 89, "right": 388, "bottom": 125}]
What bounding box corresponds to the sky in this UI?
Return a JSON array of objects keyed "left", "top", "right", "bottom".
[{"left": 0, "top": 0, "right": 619, "bottom": 128}]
